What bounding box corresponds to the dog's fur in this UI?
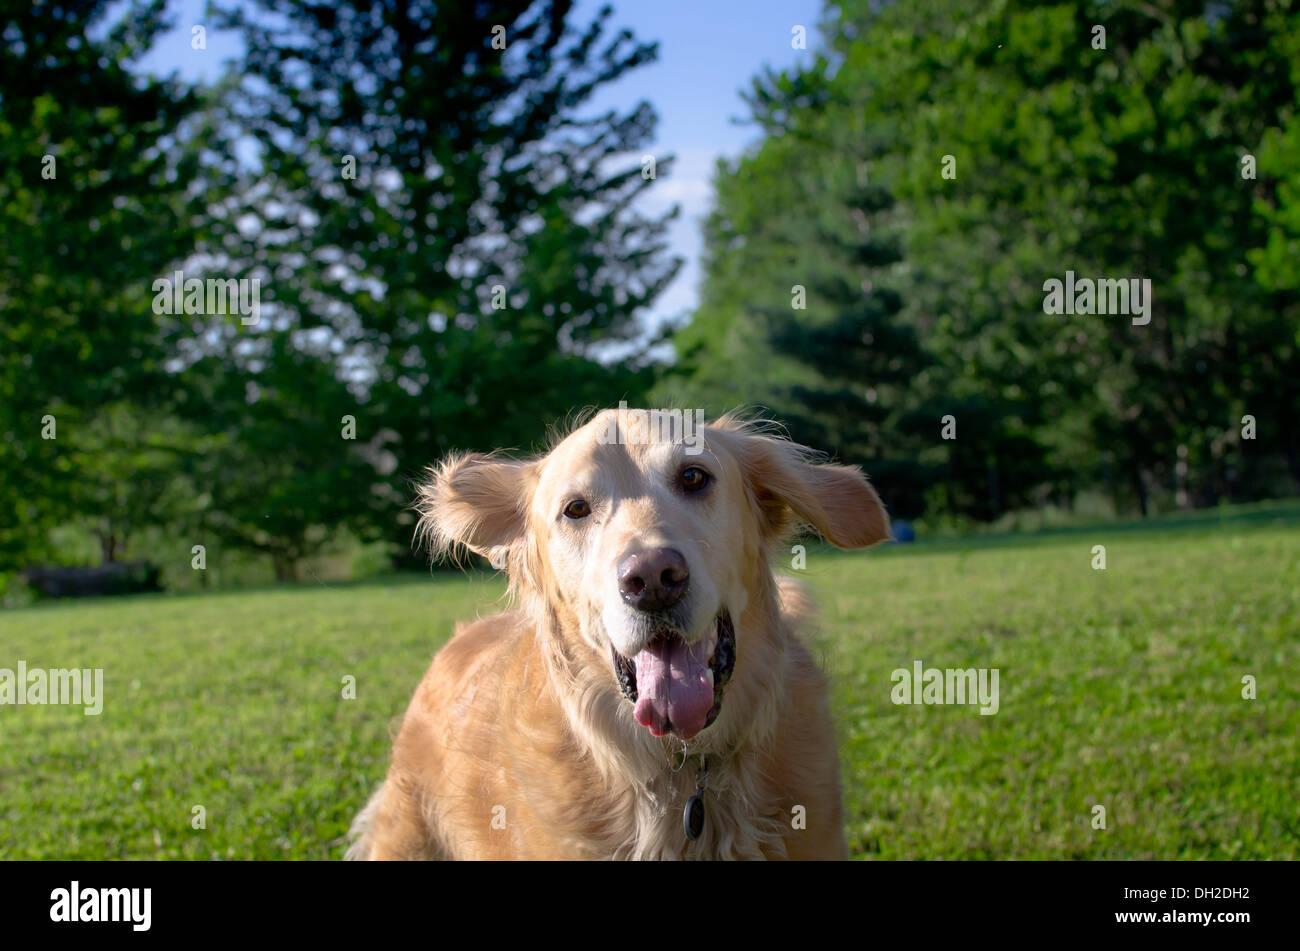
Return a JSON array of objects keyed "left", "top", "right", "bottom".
[{"left": 346, "top": 409, "right": 890, "bottom": 860}]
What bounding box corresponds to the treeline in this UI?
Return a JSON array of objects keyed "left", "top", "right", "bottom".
[
  {"left": 3, "top": 0, "right": 1300, "bottom": 596},
  {"left": 659, "top": 0, "right": 1300, "bottom": 523}
]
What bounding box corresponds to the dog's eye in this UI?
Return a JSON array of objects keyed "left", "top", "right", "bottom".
[
  {"left": 563, "top": 499, "right": 592, "bottom": 520},
  {"left": 680, "top": 466, "right": 710, "bottom": 493}
]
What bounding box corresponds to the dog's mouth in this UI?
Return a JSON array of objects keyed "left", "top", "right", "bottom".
[{"left": 611, "top": 611, "right": 736, "bottom": 740}]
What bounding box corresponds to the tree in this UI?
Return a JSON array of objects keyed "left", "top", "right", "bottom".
[
  {"left": 60, "top": 402, "right": 206, "bottom": 565},
  {"left": 663, "top": 2, "right": 1051, "bottom": 520},
  {"left": 865, "top": 0, "right": 1300, "bottom": 512},
  {"left": 201, "top": 0, "right": 680, "bottom": 564},
  {"left": 0, "top": 0, "right": 202, "bottom": 572}
]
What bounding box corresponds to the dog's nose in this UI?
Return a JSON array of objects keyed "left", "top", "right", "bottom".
[{"left": 618, "top": 548, "right": 689, "bottom": 612}]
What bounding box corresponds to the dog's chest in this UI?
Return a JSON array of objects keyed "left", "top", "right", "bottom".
[{"left": 613, "top": 767, "right": 789, "bottom": 860}]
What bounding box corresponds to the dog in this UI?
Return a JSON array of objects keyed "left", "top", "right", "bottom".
[{"left": 346, "top": 408, "right": 890, "bottom": 859}]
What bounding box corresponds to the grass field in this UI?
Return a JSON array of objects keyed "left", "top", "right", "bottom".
[{"left": 2, "top": 504, "right": 1297, "bottom": 859}]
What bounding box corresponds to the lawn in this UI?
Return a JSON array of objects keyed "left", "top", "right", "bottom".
[{"left": 1, "top": 504, "right": 1297, "bottom": 859}]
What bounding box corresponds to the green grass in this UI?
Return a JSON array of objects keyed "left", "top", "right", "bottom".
[{"left": 1, "top": 505, "right": 1297, "bottom": 859}]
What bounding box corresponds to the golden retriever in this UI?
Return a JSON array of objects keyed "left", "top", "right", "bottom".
[{"left": 346, "top": 408, "right": 890, "bottom": 859}]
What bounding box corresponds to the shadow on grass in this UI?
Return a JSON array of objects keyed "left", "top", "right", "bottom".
[{"left": 8, "top": 566, "right": 486, "bottom": 614}]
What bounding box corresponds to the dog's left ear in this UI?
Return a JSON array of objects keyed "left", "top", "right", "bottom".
[
  {"left": 721, "top": 427, "right": 892, "bottom": 550},
  {"left": 415, "top": 452, "right": 537, "bottom": 560}
]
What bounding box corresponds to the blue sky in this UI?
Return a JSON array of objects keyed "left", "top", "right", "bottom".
[{"left": 131, "top": 0, "right": 825, "bottom": 331}]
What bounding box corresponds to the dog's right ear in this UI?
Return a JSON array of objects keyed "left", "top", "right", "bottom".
[{"left": 415, "top": 453, "right": 537, "bottom": 560}]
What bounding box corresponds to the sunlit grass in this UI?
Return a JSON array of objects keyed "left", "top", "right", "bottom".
[{"left": 1, "top": 506, "right": 1296, "bottom": 859}]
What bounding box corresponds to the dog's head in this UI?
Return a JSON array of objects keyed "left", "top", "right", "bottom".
[{"left": 417, "top": 409, "right": 890, "bottom": 742}]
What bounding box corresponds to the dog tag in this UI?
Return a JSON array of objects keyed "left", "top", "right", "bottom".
[{"left": 684, "top": 793, "right": 705, "bottom": 840}]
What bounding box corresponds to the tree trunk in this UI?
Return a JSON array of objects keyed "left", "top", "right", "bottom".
[
  {"left": 1131, "top": 467, "right": 1149, "bottom": 517},
  {"left": 1285, "top": 431, "right": 1300, "bottom": 494},
  {"left": 272, "top": 552, "right": 298, "bottom": 583},
  {"left": 987, "top": 457, "right": 1001, "bottom": 519},
  {"left": 1175, "top": 444, "right": 1191, "bottom": 510}
]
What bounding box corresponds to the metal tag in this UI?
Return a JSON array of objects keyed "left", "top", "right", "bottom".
[{"left": 684, "top": 793, "right": 705, "bottom": 840}]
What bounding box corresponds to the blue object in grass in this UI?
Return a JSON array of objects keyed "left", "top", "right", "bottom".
[{"left": 892, "top": 520, "right": 915, "bottom": 543}]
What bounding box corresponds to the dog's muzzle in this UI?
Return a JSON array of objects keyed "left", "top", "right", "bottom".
[{"left": 611, "top": 611, "right": 736, "bottom": 740}]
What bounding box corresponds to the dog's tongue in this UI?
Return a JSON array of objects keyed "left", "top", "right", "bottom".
[{"left": 632, "top": 635, "right": 714, "bottom": 740}]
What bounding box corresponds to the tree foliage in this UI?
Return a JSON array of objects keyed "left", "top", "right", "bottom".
[
  {"left": 0, "top": 0, "right": 202, "bottom": 571},
  {"left": 668, "top": 0, "right": 1300, "bottom": 521},
  {"left": 197, "top": 0, "right": 679, "bottom": 564}
]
